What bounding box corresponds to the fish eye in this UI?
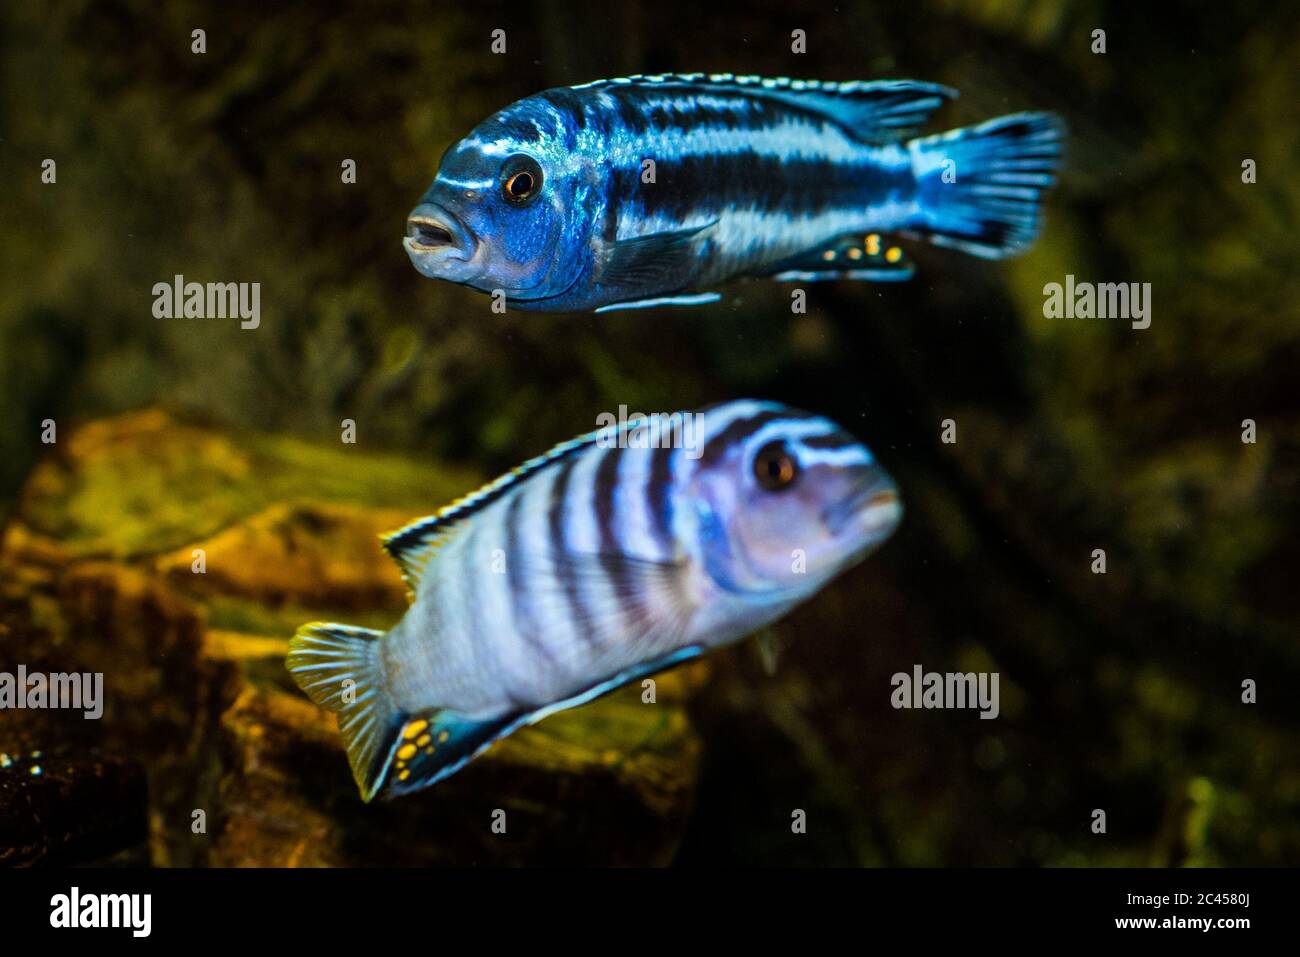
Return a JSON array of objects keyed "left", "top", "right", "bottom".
[
  {"left": 753, "top": 440, "right": 798, "bottom": 492},
  {"left": 501, "top": 155, "right": 543, "bottom": 205}
]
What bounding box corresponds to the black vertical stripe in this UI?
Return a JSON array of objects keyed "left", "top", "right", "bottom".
[
  {"left": 642, "top": 440, "right": 693, "bottom": 634},
  {"left": 547, "top": 455, "right": 591, "bottom": 648},
  {"left": 593, "top": 444, "right": 624, "bottom": 554},
  {"left": 592, "top": 445, "right": 637, "bottom": 629},
  {"left": 646, "top": 443, "right": 677, "bottom": 556},
  {"left": 505, "top": 485, "right": 555, "bottom": 666}
]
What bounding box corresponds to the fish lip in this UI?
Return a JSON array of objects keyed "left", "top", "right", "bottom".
[
  {"left": 404, "top": 203, "right": 475, "bottom": 262},
  {"left": 824, "top": 483, "right": 903, "bottom": 536},
  {"left": 865, "top": 488, "right": 900, "bottom": 510}
]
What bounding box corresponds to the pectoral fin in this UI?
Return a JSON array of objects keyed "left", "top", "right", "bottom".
[{"left": 598, "top": 222, "right": 716, "bottom": 290}]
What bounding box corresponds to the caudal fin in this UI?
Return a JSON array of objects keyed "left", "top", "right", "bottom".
[
  {"left": 286, "top": 622, "right": 404, "bottom": 802},
  {"left": 908, "top": 111, "right": 1065, "bottom": 259}
]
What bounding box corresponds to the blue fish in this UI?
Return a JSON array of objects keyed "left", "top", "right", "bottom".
[
  {"left": 404, "top": 73, "right": 1065, "bottom": 313},
  {"left": 287, "top": 400, "right": 902, "bottom": 800}
]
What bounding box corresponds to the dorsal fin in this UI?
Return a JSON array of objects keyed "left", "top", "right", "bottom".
[
  {"left": 570, "top": 74, "right": 957, "bottom": 143},
  {"left": 381, "top": 430, "right": 601, "bottom": 598}
]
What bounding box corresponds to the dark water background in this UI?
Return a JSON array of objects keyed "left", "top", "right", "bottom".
[{"left": 1, "top": 1, "right": 1297, "bottom": 865}]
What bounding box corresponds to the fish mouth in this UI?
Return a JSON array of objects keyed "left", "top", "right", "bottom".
[
  {"left": 404, "top": 203, "right": 475, "bottom": 265},
  {"left": 409, "top": 220, "right": 452, "bottom": 247},
  {"left": 824, "top": 482, "right": 903, "bottom": 538}
]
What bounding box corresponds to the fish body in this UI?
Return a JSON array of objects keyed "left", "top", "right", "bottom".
[
  {"left": 287, "top": 400, "right": 902, "bottom": 800},
  {"left": 404, "top": 74, "right": 1065, "bottom": 312}
]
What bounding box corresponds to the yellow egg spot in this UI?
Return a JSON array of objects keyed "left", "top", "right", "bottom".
[
  {"left": 397, "top": 743, "right": 417, "bottom": 760},
  {"left": 399, "top": 769, "right": 411, "bottom": 781},
  {"left": 865, "top": 234, "right": 881, "bottom": 255},
  {"left": 885, "top": 247, "right": 903, "bottom": 263},
  {"left": 847, "top": 247, "right": 863, "bottom": 260},
  {"left": 424, "top": 746, "right": 434, "bottom": 756},
  {"left": 416, "top": 734, "right": 431, "bottom": 747},
  {"left": 438, "top": 730, "right": 449, "bottom": 743},
  {"left": 403, "top": 720, "right": 429, "bottom": 740},
  {"left": 821, "top": 250, "right": 835, "bottom": 261}
]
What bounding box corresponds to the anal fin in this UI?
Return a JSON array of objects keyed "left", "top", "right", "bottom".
[
  {"left": 378, "top": 646, "right": 704, "bottom": 798},
  {"left": 381, "top": 710, "right": 517, "bottom": 798},
  {"left": 770, "top": 233, "right": 914, "bottom": 283}
]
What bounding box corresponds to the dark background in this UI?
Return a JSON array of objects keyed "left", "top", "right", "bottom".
[{"left": 1, "top": 0, "right": 1297, "bottom": 865}]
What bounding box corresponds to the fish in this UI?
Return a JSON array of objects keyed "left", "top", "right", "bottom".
[
  {"left": 286, "top": 400, "right": 903, "bottom": 800},
  {"left": 403, "top": 73, "right": 1065, "bottom": 313}
]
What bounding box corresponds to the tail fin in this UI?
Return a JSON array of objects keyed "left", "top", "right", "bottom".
[
  {"left": 286, "top": 622, "right": 405, "bottom": 802},
  {"left": 907, "top": 111, "right": 1065, "bottom": 259}
]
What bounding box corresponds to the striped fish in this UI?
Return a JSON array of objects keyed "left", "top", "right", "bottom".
[
  {"left": 403, "top": 73, "right": 1065, "bottom": 313},
  {"left": 287, "top": 400, "right": 902, "bottom": 800}
]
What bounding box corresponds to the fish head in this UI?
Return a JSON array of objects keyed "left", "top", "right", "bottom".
[
  {"left": 405, "top": 99, "right": 597, "bottom": 303},
  {"left": 689, "top": 402, "right": 902, "bottom": 598}
]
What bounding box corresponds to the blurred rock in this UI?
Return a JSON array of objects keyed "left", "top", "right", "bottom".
[{"left": 212, "top": 677, "right": 698, "bottom": 866}]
